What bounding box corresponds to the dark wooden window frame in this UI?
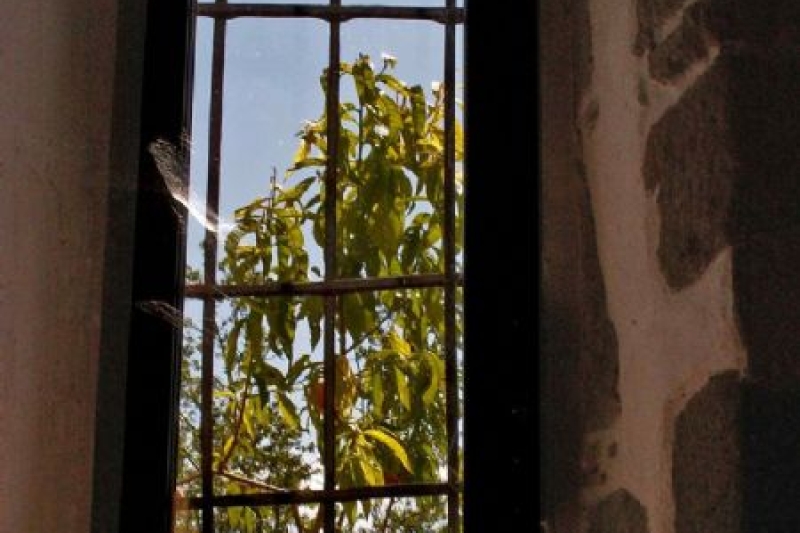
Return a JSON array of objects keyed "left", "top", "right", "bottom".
[{"left": 101, "top": 1, "right": 537, "bottom": 532}]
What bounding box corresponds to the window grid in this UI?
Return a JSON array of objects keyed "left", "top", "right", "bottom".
[{"left": 181, "top": 2, "right": 465, "bottom": 532}]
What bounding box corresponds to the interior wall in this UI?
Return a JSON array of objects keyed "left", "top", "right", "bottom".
[
  {"left": 0, "top": 1, "right": 120, "bottom": 531},
  {"left": 542, "top": 1, "right": 800, "bottom": 532}
]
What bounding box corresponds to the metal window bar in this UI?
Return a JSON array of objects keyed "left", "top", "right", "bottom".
[
  {"left": 186, "top": 3, "right": 465, "bottom": 533},
  {"left": 443, "top": 2, "right": 460, "bottom": 531},
  {"left": 185, "top": 273, "right": 464, "bottom": 298},
  {"left": 322, "top": 2, "right": 341, "bottom": 530},
  {"left": 200, "top": 4, "right": 228, "bottom": 533}
]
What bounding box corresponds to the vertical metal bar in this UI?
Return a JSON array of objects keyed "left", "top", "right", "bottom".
[
  {"left": 323, "top": 1, "right": 342, "bottom": 532},
  {"left": 443, "top": 1, "right": 460, "bottom": 531},
  {"left": 201, "top": 9, "right": 227, "bottom": 533}
]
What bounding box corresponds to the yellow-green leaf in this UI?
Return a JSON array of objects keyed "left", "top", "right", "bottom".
[
  {"left": 277, "top": 392, "right": 300, "bottom": 431},
  {"left": 422, "top": 352, "right": 441, "bottom": 406},
  {"left": 363, "top": 428, "right": 412, "bottom": 474},
  {"left": 395, "top": 367, "right": 410, "bottom": 410},
  {"left": 388, "top": 330, "right": 412, "bottom": 357}
]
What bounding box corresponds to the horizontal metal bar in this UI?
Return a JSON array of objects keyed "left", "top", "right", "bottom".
[
  {"left": 179, "top": 482, "right": 460, "bottom": 509},
  {"left": 196, "top": 3, "right": 465, "bottom": 23},
  {"left": 185, "top": 272, "right": 463, "bottom": 298}
]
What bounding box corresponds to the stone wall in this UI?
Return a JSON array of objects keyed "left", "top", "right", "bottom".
[{"left": 542, "top": 0, "right": 800, "bottom": 531}]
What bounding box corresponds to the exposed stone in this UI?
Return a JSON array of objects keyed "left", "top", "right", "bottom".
[
  {"left": 587, "top": 489, "right": 650, "bottom": 533},
  {"left": 643, "top": 57, "right": 736, "bottom": 290},
  {"left": 673, "top": 371, "right": 741, "bottom": 533},
  {"left": 539, "top": 0, "right": 597, "bottom": 521},
  {"left": 577, "top": 164, "right": 621, "bottom": 431},
  {"left": 638, "top": 0, "right": 800, "bottom": 56},
  {"left": 635, "top": 0, "right": 688, "bottom": 54},
  {"left": 648, "top": 10, "right": 712, "bottom": 83}
]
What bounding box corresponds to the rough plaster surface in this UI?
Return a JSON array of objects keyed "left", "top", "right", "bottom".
[
  {"left": 587, "top": 489, "right": 650, "bottom": 533},
  {"left": 540, "top": 0, "right": 590, "bottom": 526},
  {"left": 541, "top": 0, "right": 621, "bottom": 529},
  {"left": 0, "top": 1, "right": 117, "bottom": 531},
  {"left": 577, "top": 169, "right": 622, "bottom": 433},
  {"left": 578, "top": 0, "right": 747, "bottom": 532},
  {"left": 542, "top": 0, "right": 800, "bottom": 531},
  {"left": 672, "top": 371, "right": 741, "bottom": 533}
]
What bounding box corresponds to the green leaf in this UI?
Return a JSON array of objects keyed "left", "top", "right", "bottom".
[
  {"left": 286, "top": 353, "right": 311, "bottom": 386},
  {"left": 287, "top": 156, "right": 326, "bottom": 172},
  {"left": 388, "top": 330, "right": 412, "bottom": 357},
  {"left": 357, "top": 451, "right": 382, "bottom": 486},
  {"left": 394, "top": 367, "right": 410, "bottom": 410},
  {"left": 342, "top": 501, "right": 357, "bottom": 527},
  {"left": 422, "top": 352, "right": 441, "bottom": 406},
  {"left": 277, "top": 392, "right": 300, "bottom": 431},
  {"left": 371, "top": 370, "right": 384, "bottom": 416},
  {"left": 363, "top": 428, "right": 412, "bottom": 474},
  {"left": 244, "top": 509, "right": 255, "bottom": 533},
  {"left": 228, "top": 506, "right": 242, "bottom": 529}
]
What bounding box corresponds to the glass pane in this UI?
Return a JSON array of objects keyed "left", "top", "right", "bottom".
[
  {"left": 212, "top": 296, "right": 326, "bottom": 494},
  {"left": 185, "top": 17, "right": 213, "bottom": 278},
  {"left": 335, "top": 288, "right": 450, "bottom": 488},
  {"left": 336, "top": 496, "right": 450, "bottom": 532},
  {"left": 172, "top": 509, "right": 202, "bottom": 533},
  {"left": 176, "top": 298, "right": 205, "bottom": 500},
  {"left": 215, "top": 505, "right": 320, "bottom": 533},
  {"left": 338, "top": 20, "right": 446, "bottom": 278},
  {"left": 219, "top": 19, "right": 328, "bottom": 283}
]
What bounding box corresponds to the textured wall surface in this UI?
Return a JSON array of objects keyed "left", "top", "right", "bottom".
[
  {"left": 541, "top": 0, "right": 800, "bottom": 531},
  {"left": 0, "top": 1, "right": 118, "bottom": 531},
  {"left": 541, "top": 0, "right": 619, "bottom": 529}
]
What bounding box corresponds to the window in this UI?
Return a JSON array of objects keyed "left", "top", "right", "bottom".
[
  {"left": 171, "top": 2, "right": 464, "bottom": 532},
  {"left": 116, "top": 2, "right": 534, "bottom": 533}
]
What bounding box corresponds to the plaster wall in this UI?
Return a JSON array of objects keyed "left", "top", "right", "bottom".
[
  {"left": 0, "top": 1, "right": 118, "bottom": 531},
  {"left": 579, "top": 1, "right": 746, "bottom": 531},
  {"left": 542, "top": 0, "right": 800, "bottom": 531}
]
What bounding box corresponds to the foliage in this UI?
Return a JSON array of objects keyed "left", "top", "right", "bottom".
[{"left": 176, "top": 54, "right": 463, "bottom": 532}]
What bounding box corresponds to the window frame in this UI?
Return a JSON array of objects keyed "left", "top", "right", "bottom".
[{"left": 110, "top": 1, "right": 536, "bottom": 532}]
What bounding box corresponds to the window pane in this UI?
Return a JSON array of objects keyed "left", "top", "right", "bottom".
[
  {"left": 176, "top": 298, "right": 205, "bottom": 500},
  {"left": 338, "top": 20, "right": 448, "bottom": 278},
  {"left": 336, "top": 496, "right": 451, "bottom": 532},
  {"left": 172, "top": 509, "right": 202, "bottom": 533},
  {"left": 185, "top": 17, "right": 213, "bottom": 277},
  {"left": 335, "top": 288, "right": 451, "bottom": 487},
  {"left": 215, "top": 505, "right": 320, "bottom": 533},
  {"left": 219, "top": 19, "right": 328, "bottom": 282},
  {"left": 178, "top": 7, "right": 465, "bottom": 533},
  {"left": 211, "top": 296, "right": 326, "bottom": 494}
]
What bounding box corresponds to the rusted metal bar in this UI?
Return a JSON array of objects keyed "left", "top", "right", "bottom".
[
  {"left": 323, "top": 2, "right": 342, "bottom": 530},
  {"left": 200, "top": 7, "right": 228, "bottom": 533},
  {"left": 180, "top": 482, "right": 456, "bottom": 509},
  {"left": 197, "top": 3, "right": 465, "bottom": 24},
  {"left": 443, "top": 1, "right": 461, "bottom": 531},
  {"left": 184, "top": 272, "right": 463, "bottom": 298}
]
